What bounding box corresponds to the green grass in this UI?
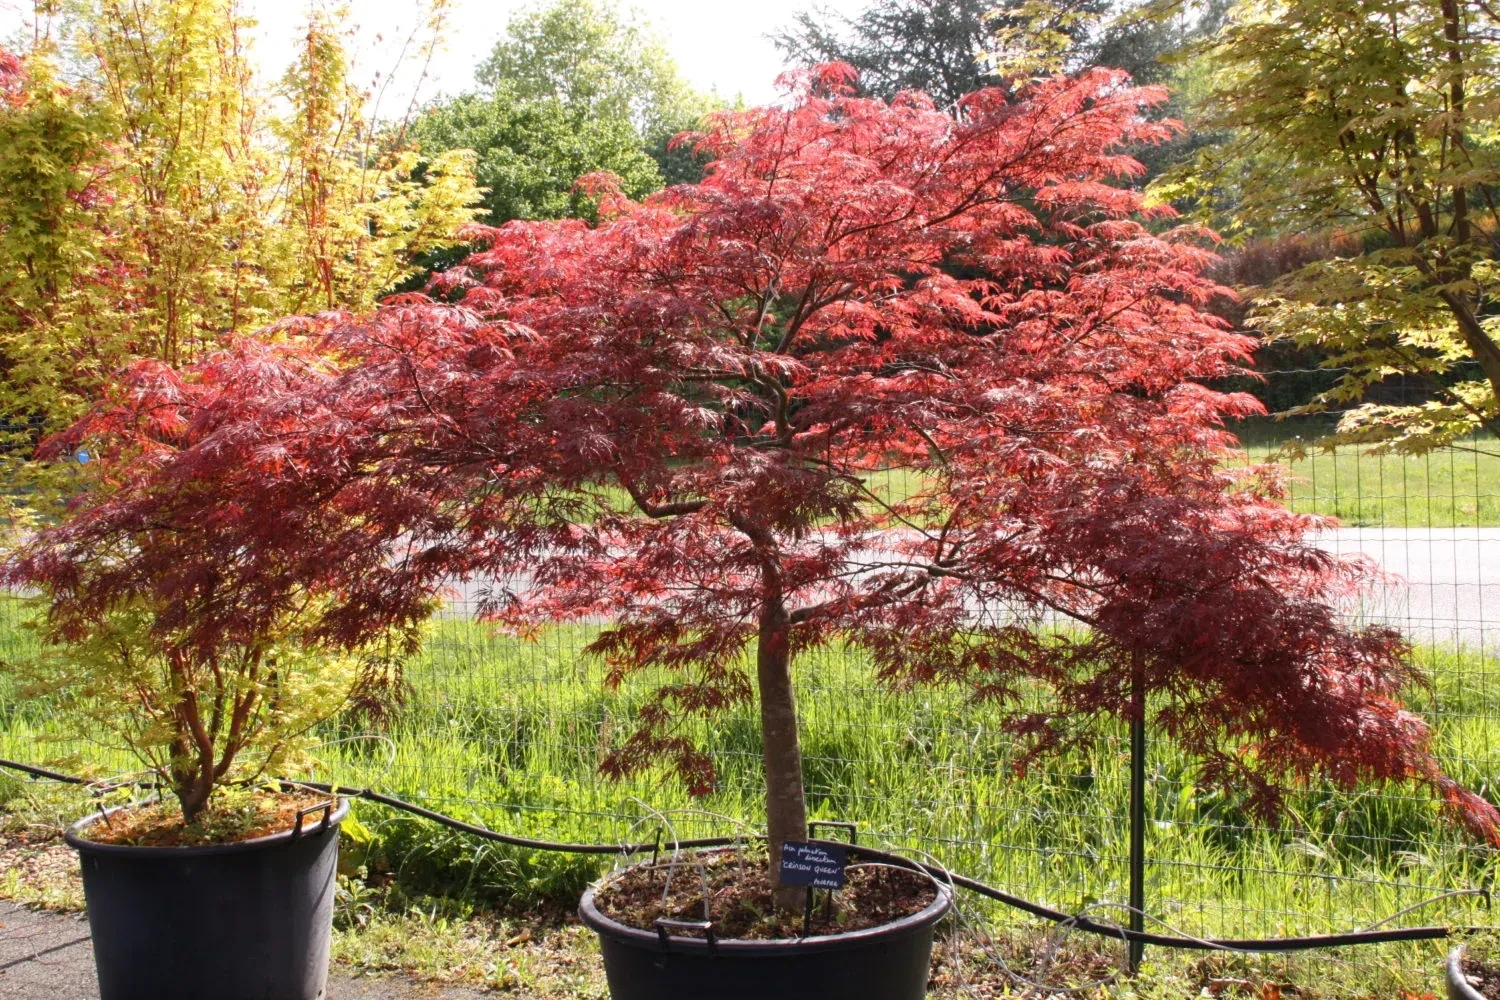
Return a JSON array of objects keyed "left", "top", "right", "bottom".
[
  {"left": 5, "top": 608, "right": 1496, "bottom": 953},
  {"left": 1231, "top": 419, "right": 1500, "bottom": 528},
  {"left": 835, "top": 423, "right": 1500, "bottom": 528}
]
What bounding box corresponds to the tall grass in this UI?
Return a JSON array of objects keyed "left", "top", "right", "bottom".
[{"left": 6, "top": 601, "right": 1493, "bottom": 945}]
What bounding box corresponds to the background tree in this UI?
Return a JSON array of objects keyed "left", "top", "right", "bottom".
[
  {"left": 773, "top": 0, "right": 1001, "bottom": 105},
  {"left": 771, "top": 0, "right": 1206, "bottom": 106},
  {"left": 775, "top": 0, "right": 1218, "bottom": 177},
  {"left": 474, "top": 0, "right": 705, "bottom": 148},
  {"left": 408, "top": 89, "right": 662, "bottom": 225},
  {"left": 29, "top": 66, "right": 1499, "bottom": 914},
  {"left": 1156, "top": 0, "right": 1500, "bottom": 453},
  {"left": 409, "top": 0, "right": 716, "bottom": 235}
]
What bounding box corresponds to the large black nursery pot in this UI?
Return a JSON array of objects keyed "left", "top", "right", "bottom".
[
  {"left": 1450, "top": 945, "right": 1487, "bottom": 1000},
  {"left": 64, "top": 798, "right": 348, "bottom": 1000},
  {"left": 579, "top": 854, "right": 953, "bottom": 1000}
]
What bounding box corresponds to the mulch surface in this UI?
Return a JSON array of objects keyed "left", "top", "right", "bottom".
[
  {"left": 592, "top": 846, "right": 937, "bottom": 941},
  {"left": 76, "top": 789, "right": 332, "bottom": 847},
  {"left": 1460, "top": 959, "right": 1500, "bottom": 1000},
  {"left": 0, "top": 830, "right": 83, "bottom": 910}
]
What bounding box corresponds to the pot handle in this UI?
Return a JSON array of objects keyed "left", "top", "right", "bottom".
[
  {"left": 809, "top": 820, "right": 858, "bottom": 845},
  {"left": 653, "top": 918, "right": 716, "bottom": 956},
  {"left": 290, "top": 799, "right": 336, "bottom": 840}
]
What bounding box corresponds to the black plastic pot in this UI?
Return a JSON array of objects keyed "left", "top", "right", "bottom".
[
  {"left": 1450, "top": 945, "right": 1487, "bottom": 1000},
  {"left": 64, "top": 797, "right": 348, "bottom": 1000},
  {"left": 579, "top": 857, "right": 953, "bottom": 1000}
]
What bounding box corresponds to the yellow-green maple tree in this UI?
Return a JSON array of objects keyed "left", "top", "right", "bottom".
[
  {"left": 0, "top": 0, "right": 479, "bottom": 500},
  {"left": 1157, "top": 0, "right": 1500, "bottom": 453}
]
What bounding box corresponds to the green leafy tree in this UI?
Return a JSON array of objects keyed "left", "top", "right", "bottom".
[
  {"left": 409, "top": 89, "right": 660, "bottom": 224},
  {"left": 409, "top": 0, "right": 722, "bottom": 229},
  {"left": 1156, "top": 0, "right": 1500, "bottom": 453},
  {"left": 475, "top": 0, "right": 713, "bottom": 189},
  {"left": 476, "top": 0, "right": 692, "bottom": 132}
]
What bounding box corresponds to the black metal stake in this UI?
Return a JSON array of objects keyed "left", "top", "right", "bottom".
[{"left": 1128, "top": 667, "right": 1147, "bottom": 974}]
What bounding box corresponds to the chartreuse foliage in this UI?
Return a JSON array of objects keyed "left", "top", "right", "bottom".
[
  {"left": 269, "top": 8, "right": 481, "bottom": 316},
  {"left": 0, "top": 46, "right": 118, "bottom": 507},
  {"left": 0, "top": 0, "right": 479, "bottom": 518},
  {"left": 1154, "top": 0, "right": 1500, "bottom": 454},
  {"left": 12, "top": 592, "right": 394, "bottom": 823},
  {"left": 0, "top": 3, "right": 476, "bottom": 827},
  {"left": 10, "top": 63, "right": 1499, "bottom": 906}
]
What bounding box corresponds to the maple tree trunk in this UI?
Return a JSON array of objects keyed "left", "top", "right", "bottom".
[
  {"left": 1440, "top": 291, "right": 1500, "bottom": 424},
  {"left": 170, "top": 746, "right": 214, "bottom": 824},
  {"left": 757, "top": 596, "right": 809, "bottom": 912},
  {"left": 166, "top": 654, "right": 216, "bottom": 824},
  {"left": 1433, "top": 0, "right": 1500, "bottom": 432}
]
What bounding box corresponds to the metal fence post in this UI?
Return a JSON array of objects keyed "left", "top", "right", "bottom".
[{"left": 1129, "top": 673, "right": 1147, "bottom": 973}]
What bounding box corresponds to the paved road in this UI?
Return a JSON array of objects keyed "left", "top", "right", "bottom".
[
  {"left": 448, "top": 528, "right": 1497, "bottom": 648},
  {"left": 1311, "top": 527, "right": 1497, "bottom": 646},
  {"left": 0, "top": 903, "right": 491, "bottom": 1000}
]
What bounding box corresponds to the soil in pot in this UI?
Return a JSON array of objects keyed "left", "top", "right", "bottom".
[
  {"left": 75, "top": 787, "right": 332, "bottom": 847},
  {"left": 1459, "top": 955, "right": 1500, "bottom": 1000},
  {"left": 591, "top": 845, "right": 938, "bottom": 940},
  {"left": 582, "top": 847, "right": 951, "bottom": 1000}
]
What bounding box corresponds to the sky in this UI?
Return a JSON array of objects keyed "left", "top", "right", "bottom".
[{"left": 0, "top": 0, "right": 871, "bottom": 108}]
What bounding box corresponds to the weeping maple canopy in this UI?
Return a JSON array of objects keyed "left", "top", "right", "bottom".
[{"left": 15, "top": 65, "right": 1499, "bottom": 857}]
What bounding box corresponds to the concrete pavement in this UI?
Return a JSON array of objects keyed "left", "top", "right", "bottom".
[
  {"left": 1312, "top": 527, "right": 1498, "bottom": 646},
  {"left": 0, "top": 902, "right": 494, "bottom": 1000},
  {"left": 447, "top": 527, "right": 1498, "bottom": 648}
]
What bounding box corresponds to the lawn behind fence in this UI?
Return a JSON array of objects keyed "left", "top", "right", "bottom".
[
  {"left": 1233, "top": 420, "right": 1500, "bottom": 528},
  {"left": 860, "top": 420, "right": 1500, "bottom": 528}
]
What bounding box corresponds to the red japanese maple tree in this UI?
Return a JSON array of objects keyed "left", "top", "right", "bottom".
[{"left": 15, "top": 65, "right": 1498, "bottom": 905}]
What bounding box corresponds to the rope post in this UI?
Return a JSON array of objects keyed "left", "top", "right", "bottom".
[{"left": 1128, "top": 670, "right": 1147, "bottom": 973}]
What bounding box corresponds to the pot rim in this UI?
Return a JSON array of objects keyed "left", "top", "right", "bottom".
[
  {"left": 63, "top": 796, "right": 349, "bottom": 858},
  {"left": 1450, "top": 945, "right": 1487, "bottom": 1000},
  {"left": 579, "top": 848, "right": 954, "bottom": 956}
]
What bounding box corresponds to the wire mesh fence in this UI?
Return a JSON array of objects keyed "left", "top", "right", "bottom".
[{"left": 1, "top": 415, "right": 1497, "bottom": 951}]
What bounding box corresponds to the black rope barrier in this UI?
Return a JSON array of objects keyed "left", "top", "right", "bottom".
[{"left": 1, "top": 757, "right": 1488, "bottom": 953}]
